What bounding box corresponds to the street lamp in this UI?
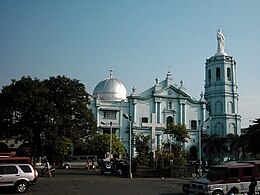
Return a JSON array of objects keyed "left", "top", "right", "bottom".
[
  {"left": 101, "top": 122, "right": 113, "bottom": 160},
  {"left": 109, "top": 122, "right": 112, "bottom": 160},
  {"left": 198, "top": 120, "right": 202, "bottom": 176},
  {"left": 123, "top": 113, "right": 132, "bottom": 179},
  {"left": 198, "top": 117, "right": 211, "bottom": 176}
]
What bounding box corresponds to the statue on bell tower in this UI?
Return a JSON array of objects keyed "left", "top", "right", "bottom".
[{"left": 216, "top": 28, "right": 225, "bottom": 54}]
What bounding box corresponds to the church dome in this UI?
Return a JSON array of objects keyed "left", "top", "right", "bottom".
[{"left": 93, "top": 75, "right": 127, "bottom": 101}]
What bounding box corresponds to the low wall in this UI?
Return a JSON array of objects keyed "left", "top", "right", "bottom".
[
  {"left": 133, "top": 166, "right": 195, "bottom": 178},
  {"left": 170, "top": 166, "right": 195, "bottom": 178}
]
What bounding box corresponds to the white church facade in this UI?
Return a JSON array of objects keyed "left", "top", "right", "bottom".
[
  {"left": 89, "top": 29, "right": 241, "bottom": 160},
  {"left": 90, "top": 71, "right": 206, "bottom": 159}
]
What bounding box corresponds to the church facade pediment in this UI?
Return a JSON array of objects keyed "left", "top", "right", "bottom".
[{"left": 153, "top": 85, "right": 189, "bottom": 99}]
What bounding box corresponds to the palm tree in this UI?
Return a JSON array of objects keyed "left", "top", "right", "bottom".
[
  {"left": 204, "top": 134, "right": 226, "bottom": 164},
  {"left": 225, "top": 134, "right": 240, "bottom": 160}
]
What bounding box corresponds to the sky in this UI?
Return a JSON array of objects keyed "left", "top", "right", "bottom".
[{"left": 0, "top": 0, "right": 259, "bottom": 128}]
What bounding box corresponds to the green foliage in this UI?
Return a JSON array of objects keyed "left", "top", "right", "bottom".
[
  {"left": 0, "top": 76, "right": 97, "bottom": 163},
  {"left": 54, "top": 136, "right": 72, "bottom": 159},
  {"left": 82, "top": 133, "right": 125, "bottom": 159},
  {"left": 159, "top": 145, "right": 188, "bottom": 167},
  {"left": 165, "top": 123, "right": 190, "bottom": 143},
  {"left": 204, "top": 134, "right": 226, "bottom": 162},
  {"left": 43, "top": 76, "right": 97, "bottom": 146},
  {"left": 162, "top": 123, "right": 189, "bottom": 166},
  {"left": 134, "top": 133, "right": 150, "bottom": 166},
  {"left": 240, "top": 118, "right": 260, "bottom": 159},
  {"left": 202, "top": 133, "right": 241, "bottom": 163}
]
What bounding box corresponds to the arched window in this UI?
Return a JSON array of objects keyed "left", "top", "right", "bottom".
[
  {"left": 227, "top": 101, "right": 234, "bottom": 113},
  {"left": 208, "top": 69, "right": 211, "bottom": 81},
  {"left": 190, "top": 120, "right": 197, "bottom": 130},
  {"left": 229, "top": 123, "right": 236, "bottom": 134},
  {"left": 227, "top": 67, "right": 231, "bottom": 81},
  {"left": 214, "top": 123, "right": 223, "bottom": 136},
  {"left": 142, "top": 117, "right": 148, "bottom": 123},
  {"left": 215, "top": 101, "right": 223, "bottom": 114},
  {"left": 168, "top": 101, "right": 172, "bottom": 110},
  {"left": 206, "top": 103, "right": 211, "bottom": 115},
  {"left": 216, "top": 67, "right": 221, "bottom": 81},
  {"left": 189, "top": 146, "right": 197, "bottom": 160},
  {"left": 167, "top": 116, "right": 174, "bottom": 126}
]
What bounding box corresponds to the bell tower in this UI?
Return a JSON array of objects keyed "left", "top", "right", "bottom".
[{"left": 204, "top": 29, "right": 241, "bottom": 136}]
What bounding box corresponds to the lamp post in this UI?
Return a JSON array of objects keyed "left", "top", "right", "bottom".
[
  {"left": 101, "top": 122, "right": 113, "bottom": 160},
  {"left": 197, "top": 117, "right": 211, "bottom": 176},
  {"left": 198, "top": 120, "right": 202, "bottom": 176},
  {"left": 123, "top": 113, "right": 132, "bottom": 179},
  {"left": 109, "top": 122, "right": 112, "bottom": 160}
]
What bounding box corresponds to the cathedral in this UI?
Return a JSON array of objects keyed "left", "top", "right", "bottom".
[
  {"left": 0, "top": 30, "right": 241, "bottom": 160},
  {"left": 89, "top": 29, "right": 241, "bottom": 160}
]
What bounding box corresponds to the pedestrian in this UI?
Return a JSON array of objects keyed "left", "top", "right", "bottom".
[
  {"left": 248, "top": 177, "right": 257, "bottom": 195},
  {"left": 45, "top": 159, "right": 53, "bottom": 178},
  {"left": 86, "top": 160, "right": 89, "bottom": 169}
]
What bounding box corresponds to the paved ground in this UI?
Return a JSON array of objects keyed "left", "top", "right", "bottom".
[{"left": 0, "top": 169, "right": 191, "bottom": 195}]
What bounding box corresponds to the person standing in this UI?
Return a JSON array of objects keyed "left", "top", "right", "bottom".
[
  {"left": 248, "top": 177, "right": 257, "bottom": 195},
  {"left": 45, "top": 159, "right": 53, "bottom": 178}
]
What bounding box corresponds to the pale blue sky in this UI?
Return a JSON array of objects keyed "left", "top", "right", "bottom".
[{"left": 1, "top": 0, "right": 259, "bottom": 128}]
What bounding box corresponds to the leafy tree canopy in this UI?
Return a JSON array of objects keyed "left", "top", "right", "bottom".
[
  {"left": 162, "top": 123, "right": 190, "bottom": 166},
  {"left": 134, "top": 133, "right": 150, "bottom": 166},
  {"left": 165, "top": 123, "right": 190, "bottom": 143},
  {"left": 241, "top": 118, "right": 260, "bottom": 158},
  {"left": 79, "top": 133, "right": 125, "bottom": 159},
  {"left": 0, "top": 76, "right": 97, "bottom": 162}
]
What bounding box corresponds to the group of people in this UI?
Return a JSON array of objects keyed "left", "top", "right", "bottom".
[{"left": 85, "top": 159, "right": 96, "bottom": 170}]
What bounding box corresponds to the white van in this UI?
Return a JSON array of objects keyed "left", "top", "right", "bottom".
[
  {"left": 184, "top": 160, "right": 260, "bottom": 195},
  {"left": 62, "top": 155, "right": 97, "bottom": 169}
]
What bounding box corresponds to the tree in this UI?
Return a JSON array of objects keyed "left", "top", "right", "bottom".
[
  {"left": 133, "top": 133, "right": 150, "bottom": 166},
  {"left": 165, "top": 123, "right": 190, "bottom": 144},
  {"left": 43, "top": 76, "right": 97, "bottom": 149},
  {"left": 81, "top": 133, "right": 125, "bottom": 159},
  {"left": 0, "top": 76, "right": 97, "bottom": 163},
  {"left": 225, "top": 134, "right": 240, "bottom": 160},
  {"left": 241, "top": 118, "right": 260, "bottom": 158},
  {"left": 203, "top": 134, "right": 227, "bottom": 163},
  {"left": 162, "top": 123, "right": 190, "bottom": 166},
  {"left": 0, "top": 77, "right": 50, "bottom": 157}
]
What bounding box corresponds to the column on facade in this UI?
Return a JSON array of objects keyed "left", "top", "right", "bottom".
[
  {"left": 133, "top": 101, "right": 137, "bottom": 124},
  {"left": 155, "top": 101, "right": 157, "bottom": 122},
  {"left": 201, "top": 103, "right": 206, "bottom": 130},
  {"left": 157, "top": 102, "right": 161, "bottom": 123},
  {"left": 119, "top": 109, "right": 122, "bottom": 140},
  {"left": 97, "top": 107, "right": 100, "bottom": 124},
  {"left": 179, "top": 103, "right": 182, "bottom": 124},
  {"left": 181, "top": 103, "right": 186, "bottom": 125}
]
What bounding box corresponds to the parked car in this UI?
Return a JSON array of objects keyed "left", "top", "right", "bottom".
[
  {"left": 183, "top": 160, "right": 260, "bottom": 195},
  {"left": 62, "top": 155, "right": 98, "bottom": 169},
  {"left": 0, "top": 164, "right": 38, "bottom": 193}
]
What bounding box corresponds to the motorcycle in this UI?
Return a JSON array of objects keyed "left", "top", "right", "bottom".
[{"left": 39, "top": 166, "right": 56, "bottom": 177}]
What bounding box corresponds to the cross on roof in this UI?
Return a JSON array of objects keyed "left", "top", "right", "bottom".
[{"left": 109, "top": 68, "right": 113, "bottom": 78}]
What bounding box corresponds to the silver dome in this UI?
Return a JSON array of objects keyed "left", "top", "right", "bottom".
[{"left": 93, "top": 77, "right": 127, "bottom": 101}]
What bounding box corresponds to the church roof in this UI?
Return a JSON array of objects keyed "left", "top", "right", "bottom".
[{"left": 93, "top": 73, "right": 127, "bottom": 101}]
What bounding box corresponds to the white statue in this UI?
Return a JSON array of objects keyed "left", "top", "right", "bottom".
[{"left": 217, "top": 29, "right": 225, "bottom": 53}]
